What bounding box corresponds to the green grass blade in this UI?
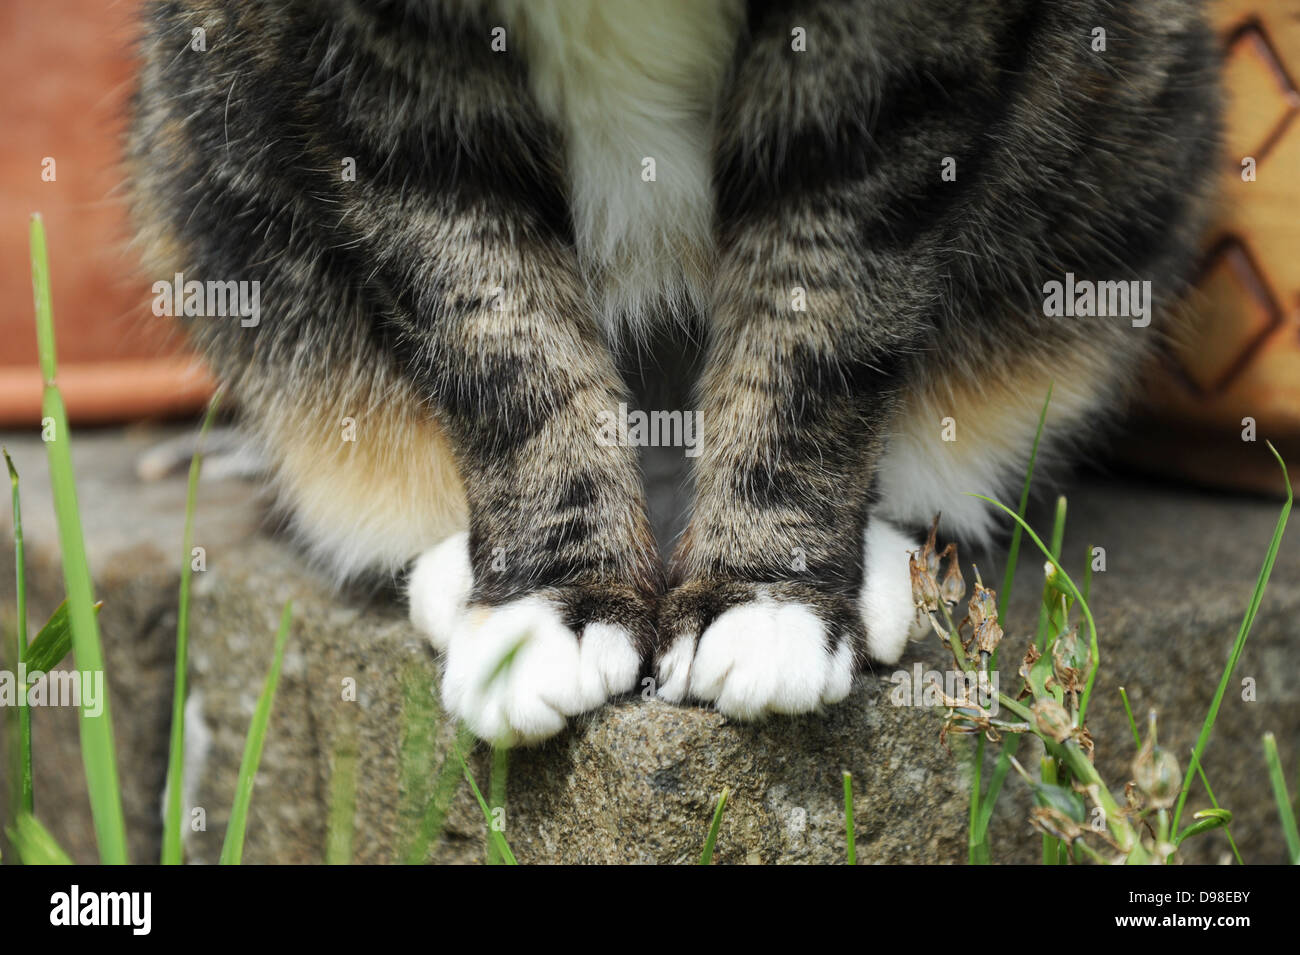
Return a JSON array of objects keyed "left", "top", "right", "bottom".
[
  {"left": 458, "top": 746, "right": 518, "bottom": 865},
  {"left": 997, "top": 382, "right": 1052, "bottom": 623},
  {"left": 1175, "top": 809, "right": 1232, "bottom": 846},
  {"left": 1082, "top": 542, "right": 1094, "bottom": 605},
  {"left": 23, "top": 599, "right": 103, "bottom": 675},
  {"left": 1171, "top": 443, "right": 1290, "bottom": 833},
  {"left": 1188, "top": 752, "right": 1243, "bottom": 864},
  {"left": 968, "top": 736, "right": 988, "bottom": 864},
  {"left": 843, "top": 772, "right": 856, "bottom": 865},
  {"left": 972, "top": 496, "right": 1090, "bottom": 863},
  {"left": 971, "top": 385, "right": 1051, "bottom": 864},
  {"left": 32, "top": 218, "right": 56, "bottom": 385},
  {"left": 1036, "top": 496, "right": 1068, "bottom": 651},
  {"left": 397, "top": 663, "right": 441, "bottom": 862},
  {"left": 1263, "top": 733, "right": 1299, "bottom": 864},
  {"left": 219, "top": 600, "right": 293, "bottom": 865},
  {"left": 971, "top": 493, "right": 1101, "bottom": 722},
  {"left": 161, "top": 394, "right": 222, "bottom": 865},
  {"left": 699, "top": 786, "right": 729, "bottom": 865},
  {"left": 973, "top": 738, "right": 1019, "bottom": 837},
  {"left": 7, "top": 813, "right": 72, "bottom": 864},
  {"left": 14, "top": 598, "right": 103, "bottom": 818},
  {"left": 1118, "top": 687, "right": 1141, "bottom": 750},
  {"left": 404, "top": 723, "right": 475, "bottom": 864},
  {"left": 325, "top": 735, "right": 358, "bottom": 865},
  {"left": 30, "top": 214, "right": 128, "bottom": 864},
  {"left": 5, "top": 450, "right": 32, "bottom": 816},
  {"left": 1040, "top": 756, "right": 1059, "bottom": 865},
  {"left": 1037, "top": 500, "right": 1068, "bottom": 868},
  {"left": 396, "top": 665, "right": 480, "bottom": 864},
  {"left": 487, "top": 744, "right": 510, "bottom": 865}
]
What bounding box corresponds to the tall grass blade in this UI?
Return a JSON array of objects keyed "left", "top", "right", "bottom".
[
  {"left": 1171, "top": 443, "right": 1290, "bottom": 833},
  {"left": 161, "top": 394, "right": 222, "bottom": 864},
  {"left": 397, "top": 663, "right": 439, "bottom": 862},
  {"left": 487, "top": 744, "right": 510, "bottom": 865},
  {"left": 1040, "top": 756, "right": 1063, "bottom": 865},
  {"left": 30, "top": 214, "right": 128, "bottom": 864},
  {"left": 699, "top": 787, "right": 729, "bottom": 865},
  {"left": 971, "top": 385, "right": 1052, "bottom": 864},
  {"left": 219, "top": 600, "right": 293, "bottom": 865},
  {"left": 4, "top": 450, "right": 32, "bottom": 816},
  {"left": 1188, "top": 752, "right": 1243, "bottom": 865},
  {"left": 1082, "top": 542, "right": 1094, "bottom": 604},
  {"left": 8, "top": 597, "right": 103, "bottom": 820},
  {"left": 1118, "top": 687, "right": 1141, "bottom": 749},
  {"left": 971, "top": 493, "right": 1101, "bottom": 721},
  {"left": 325, "top": 734, "right": 357, "bottom": 865},
  {"left": 1263, "top": 733, "right": 1299, "bottom": 864},
  {"left": 22, "top": 599, "right": 101, "bottom": 675},
  {"left": 7, "top": 813, "right": 72, "bottom": 864},
  {"left": 1035, "top": 495, "right": 1068, "bottom": 651},
  {"left": 843, "top": 772, "right": 856, "bottom": 865},
  {"left": 457, "top": 746, "right": 518, "bottom": 865},
  {"left": 403, "top": 722, "right": 475, "bottom": 864},
  {"left": 973, "top": 750, "right": 1015, "bottom": 854},
  {"left": 997, "top": 383, "right": 1052, "bottom": 623},
  {"left": 1039, "top": 497, "right": 1068, "bottom": 864}
]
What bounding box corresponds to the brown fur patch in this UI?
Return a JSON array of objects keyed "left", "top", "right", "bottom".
[{"left": 252, "top": 366, "right": 469, "bottom": 580}]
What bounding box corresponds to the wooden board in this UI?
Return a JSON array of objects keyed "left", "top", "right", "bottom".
[{"left": 1127, "top": 0, "right": 1300, "bottom": 493}]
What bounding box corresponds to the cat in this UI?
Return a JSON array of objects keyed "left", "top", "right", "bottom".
[{"left": 129, "top": 0, "right": 1221, "bottom": 744}]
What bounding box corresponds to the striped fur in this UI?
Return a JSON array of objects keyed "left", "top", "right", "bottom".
[{"left": 129, "top": 0, "right": 1220, "bottom": 737}]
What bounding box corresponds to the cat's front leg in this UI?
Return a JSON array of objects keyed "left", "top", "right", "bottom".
[
  {"left": 409, "top": 532, "right": 655, "bottom": 746},
  {"left": 656, "top": 253, "right": 926, "bottom": 718},
  {"left": 398, "top": 242, "right": 662, "bottom": 745}
]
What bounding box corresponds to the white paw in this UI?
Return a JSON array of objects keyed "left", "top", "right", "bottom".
[
  {"left": 408, "top": 537, "right": 639, "bottom": 744},
  {"left": 659, "top": 594, "right": 854, "bottom": 720},
  {"left": 859, "top": 518, "right": 927, "bottom": 664},
  {"left": 407, "top": 532, "right": 473, "bottom": 650},
  {"left": 441, "top": 598, "right": 639, "bottom": 744}
]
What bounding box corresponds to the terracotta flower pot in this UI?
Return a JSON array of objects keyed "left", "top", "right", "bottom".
[{"left": 0, "top": 0, "right": 212, "bottom": 426}]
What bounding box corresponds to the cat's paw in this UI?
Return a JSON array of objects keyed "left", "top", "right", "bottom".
[
  {"left": 656, "top": 587, "right": 855, "bottom": 719},
  {"left": 437, "top": 597, "right": 641, "bottom": 744},
  {"left": 407, "top": 534, "right": 645, "bottom": 744},
  {"left": 655, "top": 518, "right": 924, "bottom": 718}
]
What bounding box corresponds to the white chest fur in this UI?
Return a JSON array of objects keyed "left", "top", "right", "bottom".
[{"left": 498, "top": 0, "right": 743, "bottom": 342}]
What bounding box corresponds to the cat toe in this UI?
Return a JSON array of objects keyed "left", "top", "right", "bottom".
[{"left": 654, "top": 633, "right": 696, "bottom": 704}]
